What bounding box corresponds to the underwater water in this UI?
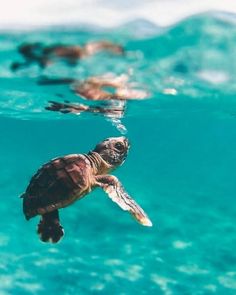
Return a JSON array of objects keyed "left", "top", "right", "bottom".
[{"left": 1, "top": 13, "right": 236, "bottom": 294}]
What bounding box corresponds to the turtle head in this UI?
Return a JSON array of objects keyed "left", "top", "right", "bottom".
[{"left": 93, "top": 137, "right": 130, "bottom": 167}]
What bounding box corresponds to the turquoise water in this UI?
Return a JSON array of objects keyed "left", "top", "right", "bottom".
[{"left": 1, "top": 13, "right": 236, "bottom": 294}]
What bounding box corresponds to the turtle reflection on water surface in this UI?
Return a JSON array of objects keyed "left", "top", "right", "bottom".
[
  {"left": 11, "top": 41, "right": 124, "bottom": 70},
  {"left": 39, "top": 73, "right": 149, "bottom": 101}
]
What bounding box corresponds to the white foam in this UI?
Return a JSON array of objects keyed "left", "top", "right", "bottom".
[
  {"left": 113, "top": 264, "right": 143, "bottom": 282},
  {"left": 104, "top": 259, "right": 123, "bottom": 266},
  {"left": 34, "top": 258, "right": 64, "bottom": 267},
  {"left": 151, "top": 274, "right": 176, "bottom": 295},
  {"left": 163, "top": 88, "right": 178, "bottom": 96},
  {"left": 218, "top": 272, "right": 236, "bottom": 290},
  {"left": 197, "top": 70, "right": 230, "bottom": 84},
  {"left": 176, "top": 264, "right": 209, "bottom": 275},
  {"left": 47, "top": 247, "right": 59, "bottom": 253},
  {"left": 90, "top": 283, "right": 105, "bottom": 291},
  {"left": 172, "top": 240, "right": 192, "bottom": 249}
]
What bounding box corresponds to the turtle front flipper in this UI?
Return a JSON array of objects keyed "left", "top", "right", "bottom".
[
  {"left": 95, "top": 175, "right": 152, "bottom": 227},
  {"left": 38, "top": 210, "right": 64, "bottom": 243}
]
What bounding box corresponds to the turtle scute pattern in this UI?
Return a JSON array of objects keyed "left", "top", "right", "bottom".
[{"left": 23, "top": 154, "right": 91, "bottom": 220}]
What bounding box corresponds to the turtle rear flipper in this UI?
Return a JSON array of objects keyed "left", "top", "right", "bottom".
[{"left": 37, "top": 210, "right": 64, "bottom": 243}]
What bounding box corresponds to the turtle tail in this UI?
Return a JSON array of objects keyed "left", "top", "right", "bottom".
[{"left": 37, "top": 210, "right": 64, "bottom": 243}]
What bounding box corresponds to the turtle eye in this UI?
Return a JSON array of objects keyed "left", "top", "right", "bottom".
[{"left": 115, "top": 142, "right": 124, "bottom": 151}]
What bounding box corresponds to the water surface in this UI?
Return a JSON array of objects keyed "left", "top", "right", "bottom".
[{"left": 0, "top": 14, "right": 236, "bottom": 294}]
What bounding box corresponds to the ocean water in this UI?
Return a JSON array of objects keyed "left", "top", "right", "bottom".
[{"left": 1, "top": 13, "right": 236, "bottom": 294}]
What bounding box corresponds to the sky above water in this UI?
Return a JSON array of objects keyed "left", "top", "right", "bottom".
[{"left": 1, "top": 0, "right": 236, "bottom": 28}]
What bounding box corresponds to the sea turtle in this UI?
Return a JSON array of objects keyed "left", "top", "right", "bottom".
[{"left": 21, "top": 137, "right": 152, "bottom": 243}]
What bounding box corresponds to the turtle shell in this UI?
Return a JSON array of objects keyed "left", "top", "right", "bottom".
[{"left": 22, "top": 154, "right": 92, "bottom": 220}]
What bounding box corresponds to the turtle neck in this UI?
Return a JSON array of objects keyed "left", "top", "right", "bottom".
[{"left": 85, "top": 151, "right": 112, "bottom": 175}]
